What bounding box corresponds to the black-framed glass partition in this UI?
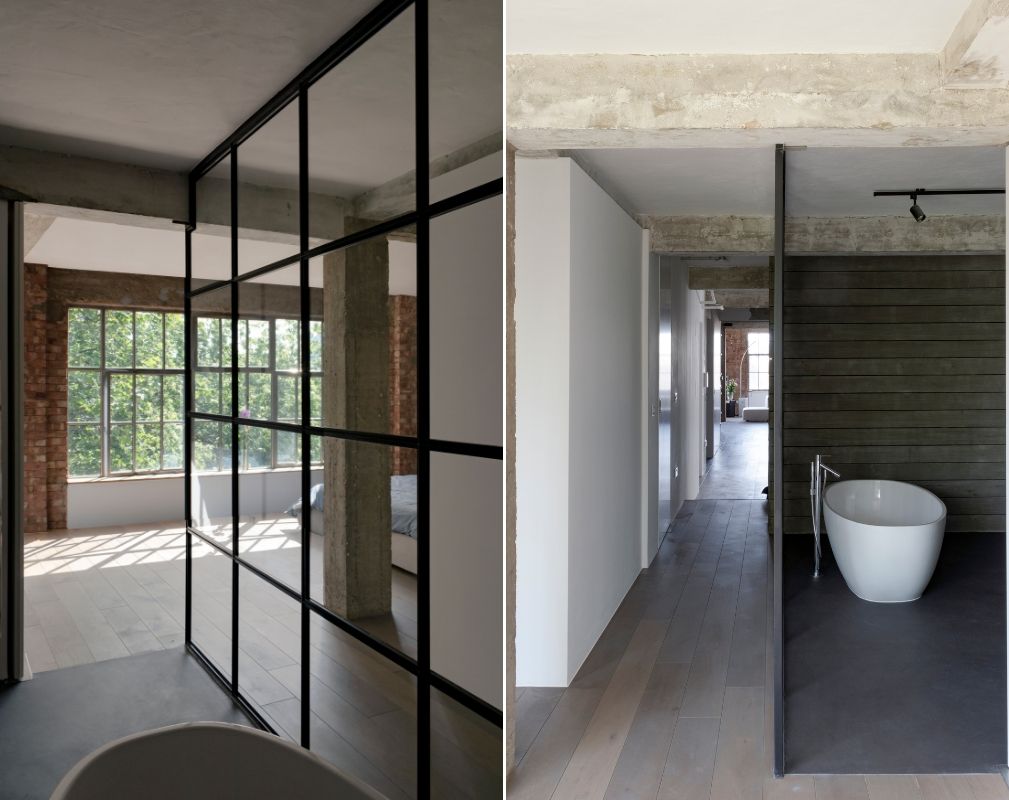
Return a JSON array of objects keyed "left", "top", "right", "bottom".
[{"left": 183, "top": 0, "right": 502, "bottom": 795}]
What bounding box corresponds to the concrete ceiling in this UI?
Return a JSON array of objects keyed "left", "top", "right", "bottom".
[
  {"left": 507, "top": 0, "right": 972, "bottom": 54},
  {"left": 0, "top": 0, "right": 500, "bottom": 196},
  {"left": 572, "top": 146, "right": 1006, "bottom": 217}
]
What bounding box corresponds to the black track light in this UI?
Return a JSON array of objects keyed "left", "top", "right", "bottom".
[
  {"left": 909, "top": 194, "right": 927, "bottom": 223},
  {"left": 874, "top": 186, "right": 1005, "bottom": 223}
]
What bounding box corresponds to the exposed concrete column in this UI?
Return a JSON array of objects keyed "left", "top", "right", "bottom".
[{"left": 322, "top": 221, "right": 391, "bottom": 619}]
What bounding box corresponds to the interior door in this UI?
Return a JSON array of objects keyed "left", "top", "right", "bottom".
[{"left": 0, "top": 192, "right": 24, "bottom": 682}]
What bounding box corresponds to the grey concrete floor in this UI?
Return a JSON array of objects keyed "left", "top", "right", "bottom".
[{"left": 698, "top": 418, "right": 769, "bottom": 500}]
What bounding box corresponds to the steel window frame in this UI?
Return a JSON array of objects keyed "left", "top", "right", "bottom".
[{"left": 183, "top": 0, "right": 504, "bottom": 795}]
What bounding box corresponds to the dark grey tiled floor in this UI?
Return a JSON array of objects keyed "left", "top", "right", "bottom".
[
  {"left": 698, "top": 418, "right": 769, "bottom": 499},
  {"left": 0, "top": 648, "right": 251, "bottom": 800},
  {"left": 785, "top": 534, "right": 1007, "bottom": 774}
]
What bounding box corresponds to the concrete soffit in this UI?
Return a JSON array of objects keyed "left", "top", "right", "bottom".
[{"left": 507, "top": 4, "right": 1009, "bottom": 151}]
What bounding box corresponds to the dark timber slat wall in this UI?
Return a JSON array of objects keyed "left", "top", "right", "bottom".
[{"left": 782, "top": 255, "right": 1006, "bottom": 535}]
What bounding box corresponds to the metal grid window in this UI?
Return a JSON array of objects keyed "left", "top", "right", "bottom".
[
  {"left": 183, "top": 0, "right": 503, "bottom": 795},
  {"left": 67, "top": 307, "right": 185, "bottom": 477}
]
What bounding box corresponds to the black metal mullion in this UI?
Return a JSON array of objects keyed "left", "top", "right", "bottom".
[
  {"left": 230, "top": 146, "right": 240, "bottom": 694},
  {"left": 297, "top": 83, "right": 312, "bottom": 750},
  {"left": 184, "top": 194, "right": 194, "bottom": 646},
  {"left": 415, "top": 0, "right": 431, "bottom": 793}
]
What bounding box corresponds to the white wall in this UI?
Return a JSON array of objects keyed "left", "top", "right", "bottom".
[
  {"left": 429, "top": 152, "right": 504, "bottom": 708},
  {"left": 516, "top": 157, "right": 644, "bottom": 686},
  {"left": 70, "top": 468, "right": 323, "bottom": 529},
  {"left": 515, "top": 157, "right": 572, "bottom": 686}
]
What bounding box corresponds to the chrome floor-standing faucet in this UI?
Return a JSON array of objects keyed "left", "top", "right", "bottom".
[{"left": 810, "top": 455, "right": 841, "bottom": 577}]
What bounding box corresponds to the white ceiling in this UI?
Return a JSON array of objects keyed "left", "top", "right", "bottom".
[
  {"left": 0, "top": 0, "right": 500, "bottom": 197},
  {"left": 26, "top": 215, "right": 417, "bottom": 294},
  {"left": 507, "top": 0, "right": 972, "bottom": 54},
  {"left": 572, "top": 146, "right": 1006, "bottom": 217}
]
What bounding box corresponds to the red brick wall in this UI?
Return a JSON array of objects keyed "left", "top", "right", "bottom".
[
  {"left": 389, "top": 295, "right": 417, "bottom": 475},
  {"left": 23, "top": 264, "right": 49, "bottom": 533},
  {"left": 723, "top": 327, "right": 750, "bottom": 402}
]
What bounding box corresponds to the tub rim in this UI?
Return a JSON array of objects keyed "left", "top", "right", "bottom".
[
  {"left": 49, "top": 721, "right": 387, "bottom": 800},
  {"left": 823, "top": 478, "right": 947, "bottom": 529}
]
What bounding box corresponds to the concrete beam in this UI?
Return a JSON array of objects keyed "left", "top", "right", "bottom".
[
  {"left": 0, "top": 145, "right": 344, "bottom": 241},
  {"left": 352, "top": 133, "right": 503, "bottom": 220},
  {"left": 713, "top": 289, "right": 769, "bottom": 308},
  {"left": 943, "top": 0, "right": 1009, "bottom": 88},
  {"left": 645, "top": 215, "right": 1006, "bottom": 254},
  {"left": 688, "top": 265, "right": 770, "bottom": 291},
  {"left": 23, "top": 213, "right": 54, "bottom": 254},
  {"left": 507, "top": 54, "right": 1009, "bottom": 150}
]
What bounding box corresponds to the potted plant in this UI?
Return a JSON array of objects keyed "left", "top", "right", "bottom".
[{"left": 725, "top": 378, "right": 738, "bottom": 417}]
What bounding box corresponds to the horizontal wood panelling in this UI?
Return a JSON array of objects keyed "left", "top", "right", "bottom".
[
  {"left": 784, "top": 358, "right": 1003, "bottom": 376},
  {"left": 786, "top": 428, "right": 1004, "bottom": 447},
  {"left": 786, "top": 375, "right": 1003, "bottom": 394},
  {"left": 783, "top": 461, "right": 1005, "bottom": 482},
  {"left": 785, "top": 288, "right": 999, "bottom": 306},
  {"left": 785, "top": 306, "right": 1005, "bottom": 324},
  {"left": 783, "top": 392, "right": 1005, "bottom": 411},
  {"left": 786, "top": 270, "right": 1004, "bottom": 290},
  {"left": 789, "top": 255, "right": 1006, "bottom": 272},
  {"left": 784, "top": 322, "right": 1003, "bottom": 341},
  {"left": 784, "top": 340, "right": 1005, "bottom": 358},
  {"left": 782, "top": 254, "right": 1005, "bottom": 535},
  {"left": 785, "top": 410, "right": 1004, "bottom": 428}
]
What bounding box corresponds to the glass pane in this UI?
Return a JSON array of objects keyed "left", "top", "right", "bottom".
[
  {"left": 135, "top": 375, "right": 161, "bottom": 422},
  {"left": 68, "top": 308, "right": 101, "bottom": 368},
  {"left": 68, "top": 425, "right": 101, "bottom": 477},
  {"left": 243, "top": 373, "right": 272, "bottom": 422},
  {"left": 136, "top": 423, "right": 161, "bottom": 471},
  {"left": 308, "top": 6, "right": 415, "bottom": 236},
  {"left": 429, "top": 0, "right": 502, "bottom": 198},
  {"left": 67, "top": 371, "right": 100, "bottom": 422},
  {"left": 309, "top": 435, "right": 416, "bottom": 659},
  {"left": 195, "top": 372, "right": 224, "bottom": 416},
  {"left": 240, "top": 424, "right": 271, "bottom": 471},
  {"left": 163, "top": 423, "right": 183, "bottom": 470},
  {"left": 192, "top": 155, "right": 232, "bottom": 286},
  {"left": 135, "top": 311, "right": 164, "bottom": 368},
  {"left": 309, "top": 320, "right": 322, "bottom": 371},
  {"left": 191, "top": 537, "right": 232, "bottom": 679},
  {"left": 276, "top": 432, "right": 299, "bottom": 466},
  {"left": 165, "top": 312, "right": 185, "bottom": 369},
  {"left": 109, "top": 424, "right": 133, "bottom": 473},
  {"left": 243, "top": 319, "right": 270, "bottom": 368},
  {"left": 163, "top": 374, "right": 183, "bottom": 421},
  {"left": 109, "top": 374, "right": 134, "bottom": 422},
  {"left": 431, "top": 687, "right": 502, "bottom": 798},
  {"left": 431, "top": 453, "right": 501, "bottom": 705},
  {"left": 104, "top": 310, "right": 133, "bottom": 368},
  {"left": 431, "top": 197, "right": 501, "bottom": 446},
  {"left": 277, "top": 375, "right": 299, "bottom": 423},
  {"left": 310, "top": 224, "right": 415, "bottom": 437},
  {"left": 275, "top": 318, "right": 299, "bottom": 372},
  {"left": 238, "top": 431, "right": 302, "bottom": 588},
  {"left": 237, "top": 100, "right": 301, "bottom": 275},
  {"left": 308, "top": 611, "right": 418, "bottom": 800},
  {"left": 197, "top": 317, "right": 223, "bottom": 368},
  {"left": 191, "top": 420, "right": 233, "bottom": 549},
  {"left": 237, "top": 566, "right": 301, "bottom": 740}
]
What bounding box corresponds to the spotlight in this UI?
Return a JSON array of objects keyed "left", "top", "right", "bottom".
[{"left": 909, "top": 191, "right": 926, "bottom": 222}]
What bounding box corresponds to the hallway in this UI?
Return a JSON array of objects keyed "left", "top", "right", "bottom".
[
  {"left": 508, "top": 499, "right": 1009, "bottom": 800},
  {"left": 698, "top": 419, "right": 769, "bottom": 500}
]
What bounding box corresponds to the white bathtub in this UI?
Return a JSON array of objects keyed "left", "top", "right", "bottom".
[
  {"left": 823, "top": 479, "right": 946, "bottom": 603},
  {"left": 50, "top": 722, "right": 387, "bottom": 800}
]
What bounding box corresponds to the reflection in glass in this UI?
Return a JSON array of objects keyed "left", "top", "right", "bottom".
[
  {"left": 307, "top": 435, "right": 417, "bottom": 659},
  {"left": 192, "top": 156, "right": 232, "bottom": 286},
  {"left": 238, "top": 565, "right": 301, "bottom": 741},
  {"left": 431, "top": 687, "right": 502, "bottom": 798},
  {"left": 191, "top": 537, "right": 233, "bottom": 680}
]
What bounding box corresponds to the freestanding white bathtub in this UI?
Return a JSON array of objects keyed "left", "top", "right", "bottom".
[
  {"left": 50, "top": 722, "right": 388, "bottom": 800},
  {"left": 823, "top": 479, "right": 946, "bottom": 603}
]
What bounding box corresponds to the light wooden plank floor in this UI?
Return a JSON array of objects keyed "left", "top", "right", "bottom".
[
  {"left": 508, "top": 499, "right": 1009, "bottom": 800},
  {"left": 24, "top": 518, "right": 499, "bottom": 799}
]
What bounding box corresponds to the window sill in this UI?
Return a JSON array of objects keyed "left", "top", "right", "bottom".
[{"left": 68, "top": 466, "right": 314, "bottom": 485}]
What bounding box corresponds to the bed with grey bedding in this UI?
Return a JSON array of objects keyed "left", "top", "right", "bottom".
[{"left": 287, "top": 475, "right": 418, "bottom": 573}]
